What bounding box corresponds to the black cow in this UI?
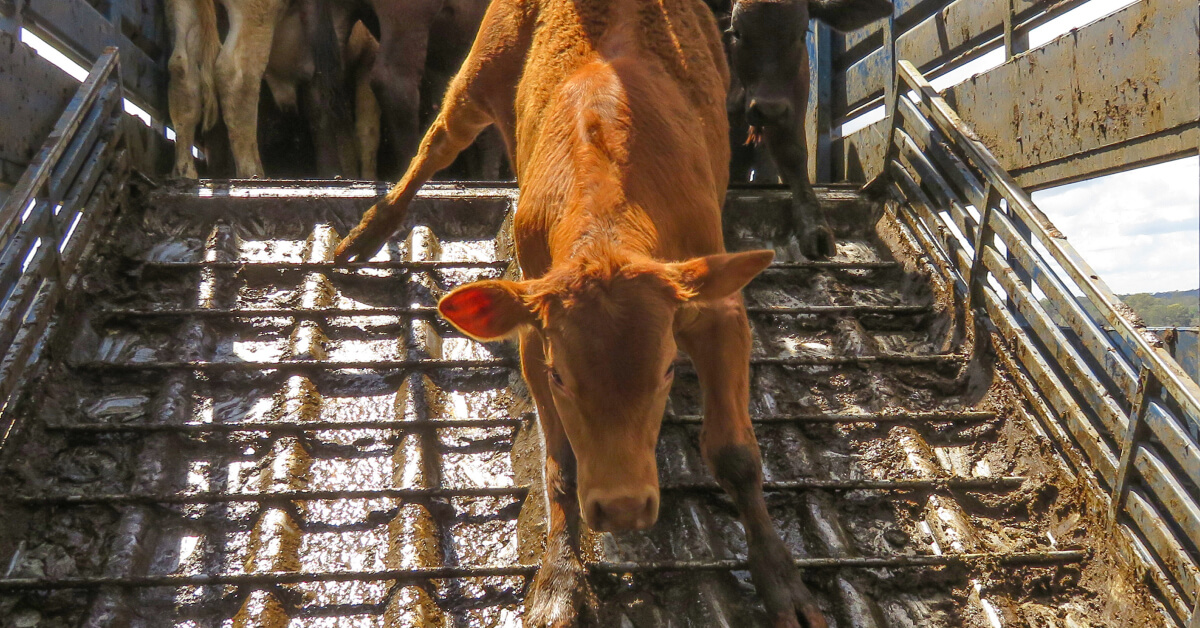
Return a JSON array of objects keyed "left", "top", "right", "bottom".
[{"left": 722, "top": 0, "right": 893, "bottom": 259}]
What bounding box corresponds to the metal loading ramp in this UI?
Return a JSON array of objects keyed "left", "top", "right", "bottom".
[{"left": 0, "top": 179, "right": 1170, "bottom": 626}]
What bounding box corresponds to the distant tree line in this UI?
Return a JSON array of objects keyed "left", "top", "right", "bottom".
[
  {"left": 1042, "top": 290, "right": 1199, "bottom": 328},
  {"left": 1120, "top": 291, "right": 1200, "bottom": 327}
]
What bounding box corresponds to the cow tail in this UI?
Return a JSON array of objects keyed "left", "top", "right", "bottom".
[
  {"left": 197, "top": 0, "right": 221, "bottom": 131},
  {"left": 303, "top": 0, "right": 353, "bottom": 133}
]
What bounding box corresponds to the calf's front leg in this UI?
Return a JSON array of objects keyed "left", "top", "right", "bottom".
[
  {"left": 519, "top": 329, "right": 598, "bottom": 627},
  {"left": 678, "top": 299, "right": 828, "bottom": 628},
  {"left": 335, "top": 0, "right": 530, "bottom": 261}
]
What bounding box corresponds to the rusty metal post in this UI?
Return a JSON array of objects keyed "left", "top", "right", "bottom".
[
  {"left": 882, "top": 9, "right": 898, "bottom": 161},
  {"left": 865, "top": 8, "right": 901, "bottom": 196},
  {"left": 1111, "top": 365, "right": 1161, "bottom": 521}
]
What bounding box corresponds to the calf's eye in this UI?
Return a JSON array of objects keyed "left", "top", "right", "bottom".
[
  {"left": 549, "top": 368, "right": 564, "bottom": 387},
  {"left": 665, "top": 364, "right": 676, "bottom": 379}
]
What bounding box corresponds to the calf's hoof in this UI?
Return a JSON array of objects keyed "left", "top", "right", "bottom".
[
  {"left": 769, "top": 575, "right": 828, "bottom": 628},
  {"left": 524, "top": 553, "right": 597, "bottom": 627},
  {"left": 335, "top": 206, "right": 394, "bottom": 262},
  {"left": 752, "top": 550, "right": 828, "bottom": 628}
]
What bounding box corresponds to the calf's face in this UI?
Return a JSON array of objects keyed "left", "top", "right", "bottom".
[
  {"left": 438, "top": 251, "right": 774, "bottom": 532},
  {"left": 727, "top": 0, "right": 810, "bottom": 127}
]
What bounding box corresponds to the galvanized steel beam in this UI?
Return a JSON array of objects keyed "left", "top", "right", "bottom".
[{"left": 944, "top": 0, "right": 1199, "bottom": 189}]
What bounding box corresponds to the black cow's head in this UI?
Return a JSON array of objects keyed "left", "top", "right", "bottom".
[
  {"left": 727, "top": 0, "right": 811, "bottom": 127},
  {"left": 726, "top": 0, "right": 893, "bottom": 127}
]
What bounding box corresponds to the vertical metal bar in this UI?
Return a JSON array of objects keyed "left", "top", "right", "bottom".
[
  {"left": 1003, "top": 0, "right": 1029, "bottom": 61},
  {"left": 881, "top": 9, "right": 900, "bottom": 171},
  {"left": 1112, "top": 365, "right": 1160, "bottom": 520},
  {"left": 813, "top": 22, "right": 832, "bottom": 184},
  {"left": 1005, "top": 198, "right": 1034, "bottom": 319},
  {"left": 1188, "top": 593, "right": 1200, "bottom": 628},
  {"left": 966, "top": 186, "right": 1001, "bottom": 314}
]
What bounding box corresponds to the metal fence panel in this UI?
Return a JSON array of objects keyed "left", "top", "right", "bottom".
[
  {"left": 7, "top": 0, "right": 165, "bottom": 116},
  {"left": 880, "top": 59, "right": 1200, "bottom": 625}
]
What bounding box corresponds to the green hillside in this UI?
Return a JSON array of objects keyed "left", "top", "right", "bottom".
[{"left": 1120, "top": 290, "right": 1199, "bottom": 327}]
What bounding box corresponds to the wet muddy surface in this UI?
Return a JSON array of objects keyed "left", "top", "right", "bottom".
[{"left": 0, "top": 181, "right": 1171, "bottom": 626}]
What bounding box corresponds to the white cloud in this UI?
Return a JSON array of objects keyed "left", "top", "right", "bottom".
[{"left": 1031, "top": 156, "right": 1199, "bottom": 295}]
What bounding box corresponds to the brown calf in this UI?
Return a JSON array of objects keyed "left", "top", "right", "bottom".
[
  {"left": 336, "top": 0, "right": 827, "bottom": 625},
  {"left": 725, "top": 0, "right": 892, "bottom": 258}
]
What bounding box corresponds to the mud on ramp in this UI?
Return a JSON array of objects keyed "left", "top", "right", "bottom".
[{"left": 0, "top": 181, "right": 1169, "bottom": 626}]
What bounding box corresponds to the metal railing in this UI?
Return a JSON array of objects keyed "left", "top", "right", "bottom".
[
  {"left": 0, "top": 47, "right": 128, "bottom": 445},
  {"left": 879, "top": 59, "right": 1200, "bottom": 625}
]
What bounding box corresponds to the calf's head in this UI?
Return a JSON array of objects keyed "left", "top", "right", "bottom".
[{"left": 438, "top": 250, "right": 774, "bottom": 532}]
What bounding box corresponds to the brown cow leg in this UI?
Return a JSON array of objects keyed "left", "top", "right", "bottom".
[
  {"left": 679, "top": 298, "right": 828, "bottom": 628},
  {"left": 301, "top": 82, "right": 359, "bottom": 177},
  {"left": 762, "top": 118, "right": 835, "bottom": 260},
  {"left": 520, "top": 328, "right": 599, "bottom": 627},
  {"left": 216, "top": 0, "right": 287, "bottom": 178}
]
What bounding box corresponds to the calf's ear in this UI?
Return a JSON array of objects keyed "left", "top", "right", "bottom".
[
  {"left": 438, "top": 280, "right": 535, "bottom": 341},
  {"left": 670, "top": 249, "right": 775, "bottom": 302}
]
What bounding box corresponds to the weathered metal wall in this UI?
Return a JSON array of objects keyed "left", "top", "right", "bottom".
[
  {"left": 0, "top": 29, "right": 80, "bottom": 189},
  {"left": 0, "top": 0, "right": 165, "bottom": 114},
  {"left": 828, "top": 0, "right": 1199, "bottom": 188},
  {"left": 881, "top": 61, "right": 1200, "bottom": 623},
  {"left": 1156, "top": 328, "right": 1200, "bottom": 389},
  {"left": 0, "top": 0, "right": 167, "bottom": 187}
]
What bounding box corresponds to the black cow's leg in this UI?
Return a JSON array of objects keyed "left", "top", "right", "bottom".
[
  {"left": 762, "top": 117, "right": 835, "bottom": 259},
  {"left": 298, "top": 0, "right": 358, "bottom": 177},
  {"left": 520, "top": 328, "right": 598, "bottom": 627},
  {"left": 678, "top": 298, "right": 828, "bottom": 628},
  {"left": 369, "top": 0, "right": 440, "bottom": 179}
]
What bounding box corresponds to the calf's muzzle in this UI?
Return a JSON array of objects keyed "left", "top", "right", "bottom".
[{"left": 583, "top": 486, "right": 660, "bottom": 532}]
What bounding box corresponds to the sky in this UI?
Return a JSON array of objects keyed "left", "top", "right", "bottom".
[{"left": 1032, "top": 156, "right": 1199, "bottom": 295}]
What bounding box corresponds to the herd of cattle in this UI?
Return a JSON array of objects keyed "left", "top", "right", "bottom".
[
  {"left": 170, "top": 1, "right": 890, "bottom": 626},
  {"left": 167, "top": 0, "right": 889, "bottom": 258}
]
